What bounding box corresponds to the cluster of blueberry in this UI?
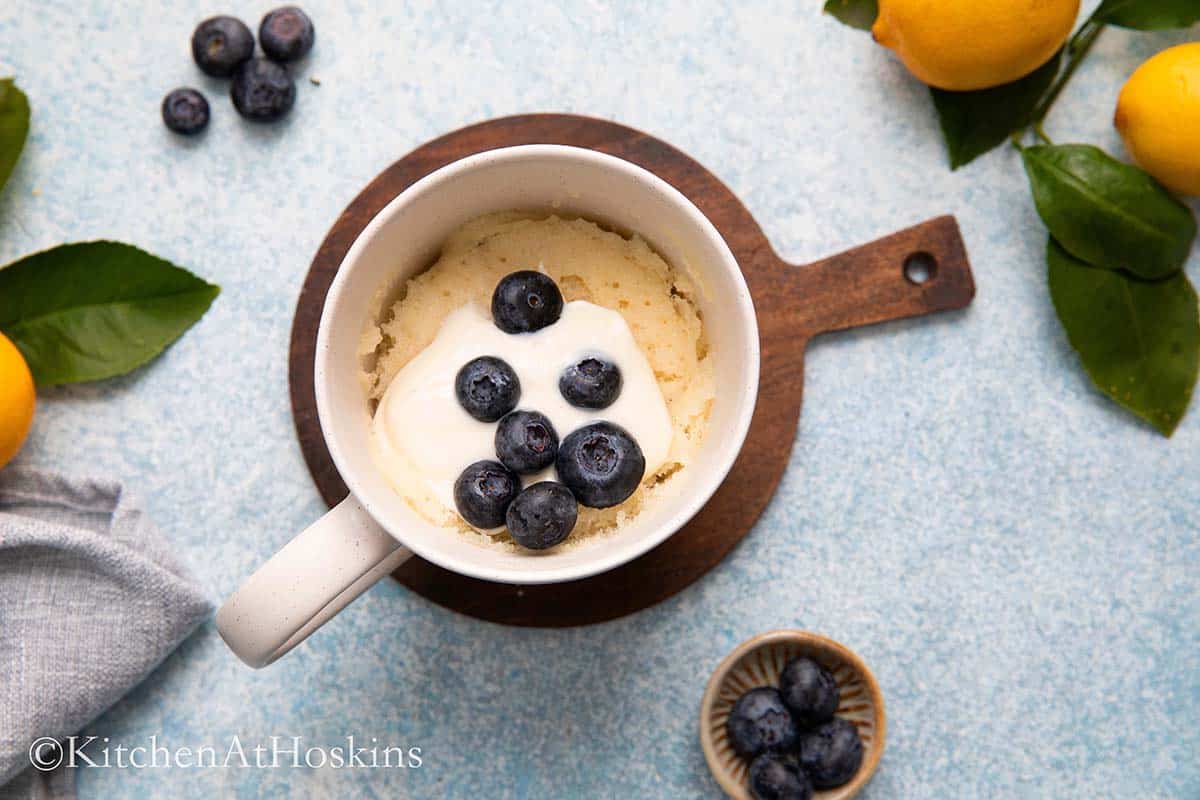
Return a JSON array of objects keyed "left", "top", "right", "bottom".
[
  {"left": 727, "top": 657, "right": 864, "bottom": 800},
  {"left": 451, "top": 272, "right": 646, "bottom": 551},
  {"left": 161, "top": 7, "right": 315, "bottom": 135}
]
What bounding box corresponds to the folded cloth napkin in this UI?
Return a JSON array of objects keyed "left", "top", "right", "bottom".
[{"left": 0, "top": 469, "right": 212, "bottom": 799}]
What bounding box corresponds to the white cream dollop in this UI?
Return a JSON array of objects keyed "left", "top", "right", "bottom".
[{"left": 371, "top": 301, "right": 673, "bottom": 519}]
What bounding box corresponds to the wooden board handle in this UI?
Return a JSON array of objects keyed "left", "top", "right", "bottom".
[{"left": 783, "top": 215, "right": 975, "bottom": 340}]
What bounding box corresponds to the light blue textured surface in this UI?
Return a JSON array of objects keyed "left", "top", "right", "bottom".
[{"left": 2, "top": 2, "right": 1198, "bottom": 797}]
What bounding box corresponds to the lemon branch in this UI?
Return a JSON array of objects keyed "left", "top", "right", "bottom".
[{"left": 1029, "top": 18, "right": 1106, "bottom": 126}]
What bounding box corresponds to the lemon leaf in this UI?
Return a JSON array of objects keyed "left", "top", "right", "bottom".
[
  {"left": 0, "top": 78, "right": 30, "bottom": 195},
  {"left": 822, "top": 0, "right": 877, "bottom": 30},
  {"left": 0, "top": 242, "right": 219, "bottom": 386},
  {"left": 1021, "top": 144, "right": 1196, "bottom": 280},
  {"left": 1094, "top": 0, "right": 1200, "bottom": 30},
  {"left": 931, "top": 51, "right": 1061, "bottom": 170},
  {"left": 1047, "top": 238, "right": 1199, "bottom": 436}
]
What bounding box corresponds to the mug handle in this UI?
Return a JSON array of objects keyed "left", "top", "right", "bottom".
[{"left": 216, "top": 496, "right": 413, "bottom": 668}]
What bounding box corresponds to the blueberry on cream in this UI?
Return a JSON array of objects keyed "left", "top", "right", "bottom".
[
  {"left": 495, "top": 410, "right": 558, "bottom": 474},
  {"left": 453, "top": 460, "right": 520, "bottom": 529},
  {"left": 455, "top": 356, "right": 521, "bottom": 422},
  {"left": 555, "top": 421, "right": 645, "bottom": 509},
  {"left": 559, "top": 356, "right": 622, "bottom": 409}
]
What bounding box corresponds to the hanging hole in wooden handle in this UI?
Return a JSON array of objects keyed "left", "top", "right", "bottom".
[{"left": 903, "top": 251, "right": 938, "bottom": 285}]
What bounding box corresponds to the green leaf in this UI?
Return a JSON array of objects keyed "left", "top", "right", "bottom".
[
  {"left": 0, "top": 242, "right": 219, "bottom": 385},
  {"left": 1048, "top": 239, "right": 1199, "bottom": 436},
  {"left": 823, "top": 0, "right": 878, "bottom": 30},
  {"left": 1021, "top": 144, "right": 1197, "bottom": 280},
  {"left": 931, "top": 51, "right": 1061, "bottom": 170},
  {"left": 0, "top": 78, "right": 31, "bottom": 195},
  {"left": 1093, "top": 0, "right": 1200, "bottom": 30}
]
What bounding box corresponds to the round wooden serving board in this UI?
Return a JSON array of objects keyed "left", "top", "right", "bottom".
[{"left": 289, "top": 114, "right": 975, "bottom": 627}]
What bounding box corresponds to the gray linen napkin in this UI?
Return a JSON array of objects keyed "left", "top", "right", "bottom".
[{"left": 0, "top": 469, "right": 212, "bottom": 798}]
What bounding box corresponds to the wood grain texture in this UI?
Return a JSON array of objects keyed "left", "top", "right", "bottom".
[{"left": 288, "top": 114, "right": 975, "bottom": 627}]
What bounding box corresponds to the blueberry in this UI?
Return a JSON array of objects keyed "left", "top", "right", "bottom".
[
  {"left": 231, "top": 58, "right": 296, "bottom": 122},
  {"left": 726, "top": 687, "right": 798, "bottom": 758},
  {"left": 779, "top": 657, "right": 840, "bottom": 729},
  {"left": 491, "top": 271, "right": 563, "bottom": 334},
  {"left": 161, "top": 88, "right": 210, "bottom": 135},
  {"left": 453, "top": 460, "right": 519, "bottom": 529},
  {"left": 505, "top": 482, "right": 578, "bottom": 550},
  {"left": 796, "top": 718, "right": 864, "bottom": 789},
  {"left": 555, "top": 422, "right": 644, "bottom": 508},
  {"left": 495, "top": 411, "right": 558, "bottom": 474},
  {"left": 559, "top": 357, "right": 622, "bottom": 409},
  {"left": 259, "top": 7, "right": 315, "bottom": 62},
  {"left": 191, "top": 16, "right": 255, "bottom": 77},
  {"left": 748, "top": 753, "right": 813, "bottom": 800},
  {"left": 455, "top": 356, "right": 520, "bottom": 422}
]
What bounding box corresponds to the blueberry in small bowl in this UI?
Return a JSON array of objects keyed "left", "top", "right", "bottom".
[
  {"left": 495, "top": 410, "right": 558, "bottom": 474},
  {"left": 725, "top": 687, "right": 797, "bottom": 758},
  {"left": 161, "top": 88, "right": 210, "bottom": 135},
  {"left": 555, "top": 421, "right": 644, "bottom": 508},
  {"left": 796, "top": 717, "right": 864, "bottom": 789},
  {"left": 748, "top": 753, "right": 812, "bottom": 800},
  {"left": 453, "top": 460, "right": 519, "bottom": 529},
  {"left": 259, "top": 6, "right": 315, "bottom": 62},
  {"left": 231, "top": 58, "right": 297, "bottom": 122},
  {"left": 559, "top": 356, "right": 622, "bottom": 409},
  {"left": 491, "top": 271, "right": 563, "bottom": 333},
  {"left": 191, "top": 15, "right": 255, "bottom": 77},
  {"left": 779, "top": 656, "right": 840, "bottom": 729},
  {"left": 505, "top": 482, "right": 578, "bottom": 550},
  {"left": 455, "top": 356, "right": 520, "bottom": 422}
]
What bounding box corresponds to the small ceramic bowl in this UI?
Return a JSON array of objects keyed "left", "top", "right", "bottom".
[{"left": 700, "top": 630, "right": 886, "bottom": 799}]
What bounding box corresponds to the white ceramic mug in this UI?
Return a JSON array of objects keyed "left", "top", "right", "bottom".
[{"left": 216, "top": 145, "right": 760, "bottom": 668}]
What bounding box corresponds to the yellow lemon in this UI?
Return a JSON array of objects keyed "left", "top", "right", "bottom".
[
  {"left": 0, "top": 332, "right": 35, "bottom": 470},
  {"left": 1115, "top": 43, "right": 1200, "bottom": 197},
  {"left": 872, "top": 0, "right": 1080, "bottom": 91}
]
